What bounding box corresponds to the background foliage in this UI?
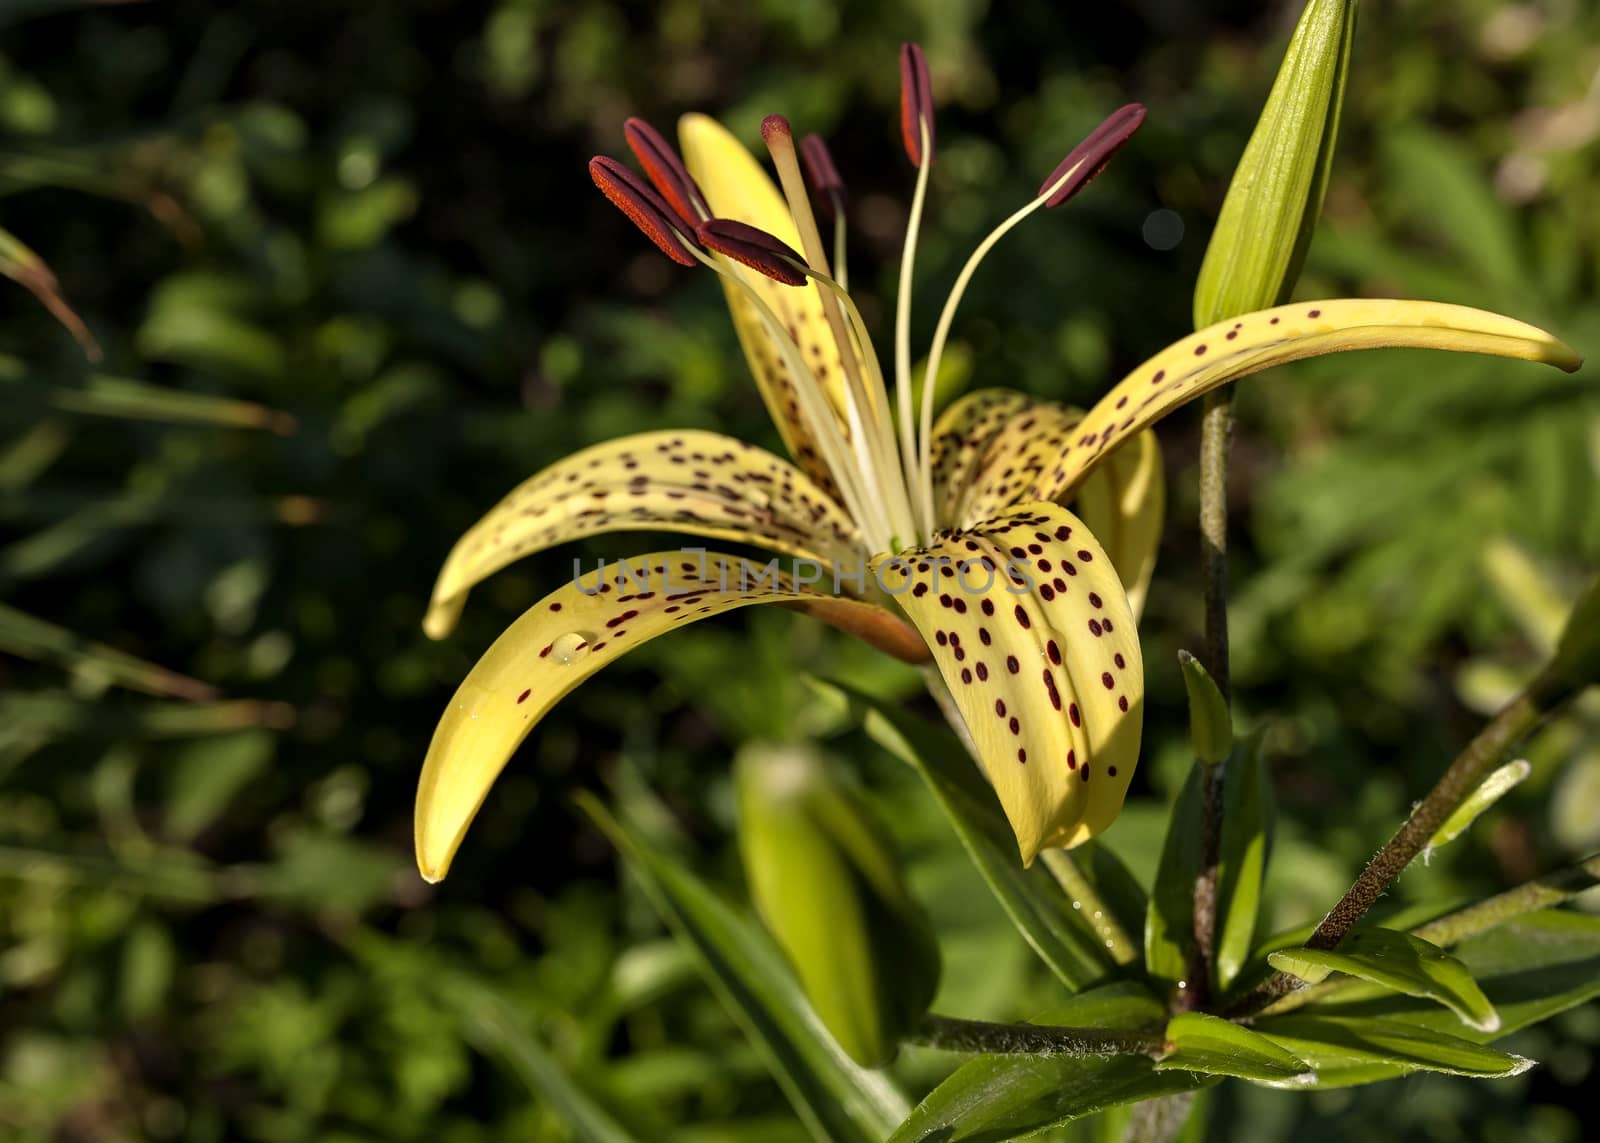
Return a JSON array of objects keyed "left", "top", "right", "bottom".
[{"left": 1, "top": 0, "right": 1596, "bottom": 1139}]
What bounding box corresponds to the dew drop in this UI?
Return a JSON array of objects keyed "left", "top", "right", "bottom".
[
  {"left": 550, "top": 631, "right": 595, "bottom": 665},
  {"left": 1072, "top": 900, "right": 1083, "bottom": 911},
  {"left": 1177, "top": 979, "right": 1188, "bottom": 990}
]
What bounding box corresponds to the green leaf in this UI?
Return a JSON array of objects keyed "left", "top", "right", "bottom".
[
  {"left": 0, "top": 601, "right": 218, "bottom": 701},
  {"left": 577, "top": 793, "right": 907, "bottom": 1143},
  {"left": 1425, "top": 758, "right": 1530, "bottom": 855},
  {"left": 1321, "top": 910, "right": 1600, "bottom": 1043},
  {"left": 887, "top": 984, "right": 1211, "bottom": 1143},
  {"left": 1252, "top": 1014, "right": 1530, "bottom": 1086},
  {"left": 445, "top": 981, "right": 648, "bottom": 1143},
  {"left": 1144, "top": 765, "right": 1203, "bottom": 993},
  {"left": 1269, "top": 927, "right": 1499, "bottom": 1031},
  {"left": 1546, "top": 574, "right": 1600, "bottom": 693},
  {"left": 814, "top": 677, "right": 1112, "bottom": 990},
  {"left": 1215, "top": 734, "right": 1270, "bottom": 991},
  {"left": 1177, "top": 651, "right": 1232, "bottom": 764},
  {"left": 1157, "top": 1012, "right": 1312, "bottom": 1084},
  {"left": 1193, "top": 0, "right": 1356, "bottom": 325}
]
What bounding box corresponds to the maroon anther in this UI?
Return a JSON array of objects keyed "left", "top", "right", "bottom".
[
  {"left": 1038, "top": 103, "right": 1147, "bottom": 208},
  {"left": 589, "top": 156, "right": 697, "bottom": 267},
  {"left": 899, "top": 42, "right": 935, "bottom": 167},
  {"left": 800, "top": 133, "right": 846, "bottom": 220},
  {"left": 623, "top": 117, "right": 709, "bottom": 226},
  {"left": 696, "top": 219, "right": 808, "bottom": 286}
]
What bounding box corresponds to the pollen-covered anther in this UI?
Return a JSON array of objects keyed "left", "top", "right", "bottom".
[
  {"left": 1038, "top": 103, "right": 1147, "bottom": 208},
  {"left": 697, "top": 219, "right": 809, "bottom": 286},
  {"left": 589, "top": 156, "right": 699, "bottom": 267},
  {"left": 899, "top": 42, "right": 935, "bottom": 167},
  {"left": 623, "top": 117, "right": 710, "bottom": 226},
  {"left": 800, "top": 133, "right": 847, "bottom": 220}
]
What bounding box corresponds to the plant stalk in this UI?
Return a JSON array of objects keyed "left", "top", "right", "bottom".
[
  {"left": 1186, "top": 390, "right": 1235, "bottom": 1010},
  {"left": 1231, "top": 670, "right": 1575, "bottom": 1017},
  {"left": 908, "top": 1013, "right": 1162, "bottom": 1058}
]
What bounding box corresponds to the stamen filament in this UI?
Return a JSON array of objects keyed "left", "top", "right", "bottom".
[
  {"left": 803, "top": 267, "right": 918, "bottom": 544},
  {"left": 915, "top": 166, "right": 1084, "bottom": 528},
  {"left": 832, "top": 205, "right": 849, "bottom": 293},
  {"left": 895, "top": 117, "right": 934, "bottom": 542},
  {"left": 689, "top": 246, "right": 894, "bottom": 553}
]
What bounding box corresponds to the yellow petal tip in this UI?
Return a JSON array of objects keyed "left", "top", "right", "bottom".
[{"left": 422, "top": 596, "right": 464, "bottom": 641}]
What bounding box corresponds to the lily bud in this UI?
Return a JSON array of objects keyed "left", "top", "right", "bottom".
[
  {"left": 734, "top": 743, "right": 941, "bottom": 1067},
  {"left": 1193, "top": 0, "right": 1357, "bottom": 326}
]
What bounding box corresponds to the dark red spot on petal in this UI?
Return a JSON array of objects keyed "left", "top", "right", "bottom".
[{"left": 516, "top": 689, "right": 532, "bottom": 703}]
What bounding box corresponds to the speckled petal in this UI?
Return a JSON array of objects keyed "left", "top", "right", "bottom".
[
  {"left": 926, "top": 389, "right": 1031, "bottom": 525},
  {"left": 956, "top": 400, "right": 1086, "bottom": 527},
  {"left": 1042, "top": 298, "right": 1582, "bottom": 497},
  {"left": 423, "top": 430, "right": 863, "bottom": 639},
  {"left": 1070, "top": 429, "right": 1164, "bottom": 620},
  {"left": 416, "top": 551, "right": 921, "bottom": 881},
  {"left": 873, "top": 502, "right": 1143, "bottom": 864},
  {"left": 679, "top": 113, "right": 860, "bottom": 492}
]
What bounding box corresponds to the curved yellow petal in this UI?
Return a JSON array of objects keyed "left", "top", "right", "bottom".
[
  {"left": 423, "top": 430, "right": 863, "bottom": 638},
  {"left": 926, "top": 388, "right": 1032, "bottom": 526},
  {"left": 1071, "top": 430, "right": 1164, "bottom": 621},
  {"left": 874, "top": 503, "right": 1143, "bottom": 864},
  {"left": 957, "top": 400, "right": 1086, "bottom": 528},
  {"left": 678, "top": 113, "right": 855, "bottom": 490},
  {"left": 1047, "top": 298, "right": 1582, "bottom": 496},
  {"left": 415, "top": 551, "right": 915, "bottom": 881}
]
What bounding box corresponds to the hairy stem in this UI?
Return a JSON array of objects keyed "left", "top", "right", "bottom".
[
  {"left": 1186, "top": 390, "right": 1235, "bottom": 1010},
  {"left": 908, "top": 1013, "right": 1162, "bottom": 1058},
  {"left": 1232, "top": 672, "right": 1575, "bottom": 1017}
]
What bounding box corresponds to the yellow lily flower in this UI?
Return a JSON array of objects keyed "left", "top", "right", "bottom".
[{"left": 414, "top": 43, "right": 1579, "bottom": 882}]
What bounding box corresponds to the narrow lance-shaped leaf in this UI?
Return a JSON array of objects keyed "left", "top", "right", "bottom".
[
  {"left": 812, "top": 676, "right": 1114, "bottom": 990},
  {"left": 1425, "top": 758, "right": 1530, "bottom": 857},
  {"left": 872, "top": 501, "right": 1143, "bottom": 863},
  {"left": 0, "top": 225, "right": 100, "bottom": 359},
  {"left": 1214, "top": 732, "right": 1270, "bottom": 991},
  {"left": 578, "top": 794, "right": 908, "bottom": 1143},
  {"left": 1156, "top": 1012, "right": 1311, "bottom": 1084},
  {"left": 1194, "top": 0, "right": 1356, "bottom": 326},
  {"left": 414, "top": 551, "right": 918, "bottom": 881},
  {"left": 1252, "top": 1014, "right": 1529, "bottom": 1085},
  {"left": 1041, "top": 298, "right": 1581, "bottom": 499},
  {"left": 1145, "top": 764, "right": 1203, "bottom": 994},
  {"left": 423, "top": 430, "right": 863, "bottom": 638},
  {"left": 1268, "top": 927, "right": 1500, "bottom": 1032}
]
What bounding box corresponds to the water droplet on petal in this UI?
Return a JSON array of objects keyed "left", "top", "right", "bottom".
[{"left": 551, "top": 631, "right": 595, "bottom": 665}]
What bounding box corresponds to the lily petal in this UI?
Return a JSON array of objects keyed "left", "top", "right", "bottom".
[
  {"left": 678, "top": 113, "right": 858, "bottom": 490},
  {"left": 416, "top": 551, "right": 921, "bottom": 881},
  {"left": 927, "top": 389, "right": 1032, "bottom": 525},
  {"left": 423, "top": 431, "right": 863, "bottom": 639},
  {"left": 873, "top": 502, "right": 1143, "bottom": 864},
  {"left": 1044, "top": 298, "right": 1582, "bottom": 497},
  {"left": 957, "top": 400, "right": 1086, "bottom": 527},
  {"left": 1071, "top": 429, "right": 1164, "bottom": 620}
]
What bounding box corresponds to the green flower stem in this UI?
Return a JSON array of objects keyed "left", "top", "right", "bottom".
[
  {"left": 1187, "top": 389, "right": 1235, "bottom": 1011},
  {"left": 1040, "top": 849, "right": 1139, "bottom": 967},
  {"left": 1232, "top": 671, "right": 1577, "bottom": 1017},
  {"left": 924, "top": 666, "right": 1135, "bottom": 968},
  {"left": 1252, "top": 852, "right": 1600, "bottom": 1019},
  {"left": 907, "top": 1013, "right": 1162, "bottom": 1058}
]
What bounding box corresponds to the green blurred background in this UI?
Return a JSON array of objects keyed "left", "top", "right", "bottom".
[{"left": 1, "top": 0, "right": 1596, "bottom": 1139}]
